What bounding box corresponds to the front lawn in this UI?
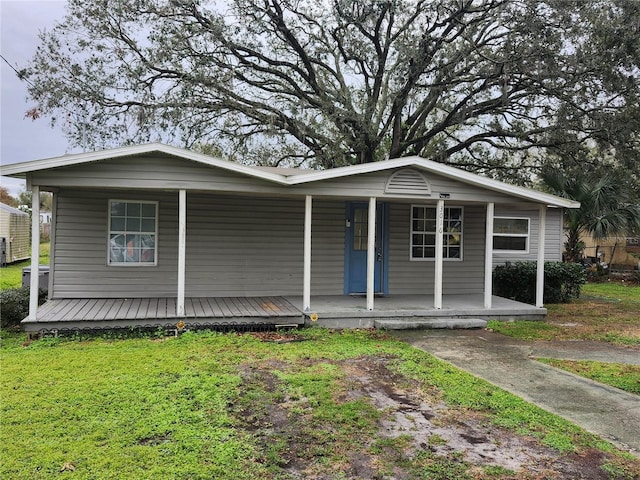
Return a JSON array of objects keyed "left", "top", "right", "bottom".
[
  {"left": 488, "top": 281, "right": 640, "bottom": 347},
  {"left": 537, "top": 358, "right": 640, "bottom": 395},
  {"left": 582, "top": 281, "right": 640, "bottom": 303},
  {"left": 2, "top": 328, "right": 638, "bottom": 479}
]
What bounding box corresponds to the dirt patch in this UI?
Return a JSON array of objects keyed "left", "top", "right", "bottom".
[
  {"left": 137, "top": 434, "right": 171, "bottom": 446},
  {"left": 249, "top": 331, "right": 308, "bottom": 343},
  {"left": 342, "top": 356, "right": 605, "bottom": 478},
  {"left": 232, "top": 356, "right": 638, "bottom": 479}
]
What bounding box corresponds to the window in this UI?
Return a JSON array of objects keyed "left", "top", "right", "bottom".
[
  {"left": 411, "top": 205, "right": 463, "bottom": 260},
  {"left": 108, "top": 200, "right": 158, "bottom": 265},
  {"left": 493, "top": 217, "right": 529, "bottom": 252},
  {"left": 352, "top": 207, "right": 368, "bottom": 251}
]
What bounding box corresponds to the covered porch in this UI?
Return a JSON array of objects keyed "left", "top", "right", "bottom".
[
  {"left": 23, "top": 189, "right": 551, "bottom": 329},
  {"left": 23, "top": 294, "right": 543, "bottom": 334}
]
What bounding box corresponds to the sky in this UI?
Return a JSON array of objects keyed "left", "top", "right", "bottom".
[{"left": 1, "top": 0, "right": 72, "bottom": 196}]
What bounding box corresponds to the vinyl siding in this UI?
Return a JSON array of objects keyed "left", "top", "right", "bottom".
[
  {"left": 492, "top": 206, "right": 563, "bottom": 266},
  {"left": 387, "top": 203, "right": 486, "bottom": 295},
  {"left": 310, "top": 201, "right": 345, "bottom": 295},
  {"left": 30, "top": 155, "right": 279, "bottom": 194},
  {"left": 304, "top": 170, "right": 524, "bottom": 203},
  {"left": 52, "top": 189, "right": 179, "bottom": 298},
  {"left": 30, "top": 155, "right": 538, "bottom": 204},
  {"left": 185, "top": 196, "right": 344, "bottom": 296},
  {"left": 184, "top": 194, "right": 304, "bottom": 296},
  {"left": 52, "top": 190, "right": 345, "bottom": 298},
  {"left": 51, "top": 187, "right": 563, "bottom": 299}
]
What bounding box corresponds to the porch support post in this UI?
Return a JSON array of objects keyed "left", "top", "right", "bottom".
[
  {"left": 536, "top": 205, "right": 547, "bottom": 308},
  {"left": 177, "top": 189, "right": 187, "bottom": 317},
  {"left": 303, "top": 195, "right": 312, "bottom": 312},
  {"left": 28, "top": 185, "right": 40, "bottom": 321},
  {"left": 366, "top": 197, "right": 377, "bottom": 311},
  {"left": 484, "top": 202, "right": 494, "bottom": 309},
  {"left": 434, "top": 199, "right": 445, "bottom": 309}
]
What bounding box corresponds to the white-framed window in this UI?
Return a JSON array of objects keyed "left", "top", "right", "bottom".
[
  {"left": 411, "top": 205, "right": 463, "bottom": 260},
  {"left": 493, "top": 217, "right": 529, "bottom": 253},
  {"left": 108, "top": 200, "right": 158, "bottom": 265}
]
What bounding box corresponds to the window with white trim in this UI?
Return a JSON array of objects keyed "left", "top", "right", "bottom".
[
  {"left": 108, "top": 200, "right": 158, "bottom": 265},
  {"left": 411, "top": 205, "right": 463, "bottom": 260},
  {"left": 493, "top": 217, "right": 529, "bottom": 252}
]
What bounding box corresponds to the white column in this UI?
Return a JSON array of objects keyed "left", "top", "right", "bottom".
[
  {"left": 177, "top": 189, "right": 187, "bottom": 317},
  {"left": 366, "top": 197, "right": 377, "bottom": 311},
  {"left": 484, "top": 202, "right": 495, "bottom": 309},
  {"left": 434, "top": 199, "right": 445, "bottom": 309},
  {"left": 536, "top": 205, "right": 547, "bottom": 308},
  {"left": 303, "top": 195, "right": 312, "bottom": 312},
  {"left": 28, "top": 185, "right": 40, "bottom": 321}
]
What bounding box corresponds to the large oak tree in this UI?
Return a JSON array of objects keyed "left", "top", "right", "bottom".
[{"left": 19, "top": 0, "right": 640, "bottom": 182}]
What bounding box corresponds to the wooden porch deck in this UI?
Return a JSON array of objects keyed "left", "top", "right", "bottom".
[{"left": 24, "top": 296, "right": 303, "bottom": 332}]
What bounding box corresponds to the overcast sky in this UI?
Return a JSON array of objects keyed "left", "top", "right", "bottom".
[{"left": 1, "top": 0, "right": 73, "bottom": 195}]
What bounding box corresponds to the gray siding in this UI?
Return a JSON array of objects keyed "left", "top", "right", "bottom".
[
  {"left": 51, "top": 187, "right": 563, "bottom": 300},
  {"left": 387, "top": 203, "right": 486, "bottom": 295},
  {"left": 53, "top": 190, "right": 345, "bottom": 298},
  {"left": 52, "top": 189, "right": 179, "bottom": 298},
  {"left": 31, "top": 155, "right": 537, "bottom": 204},
  {"left": 185, "top": 196, "right": 344, "bottom": 296},
  {"left": 185, "top": 194, "right": 304, "bottom": 296},
  {"left": 305, "top": 170, "right": 523, "bottom": 203},
  {"left": 310, "top": 201, "right": 345, "bottom": 295},
  {"left": 492, "top": 206, "right": 563, "bottom": 266}
]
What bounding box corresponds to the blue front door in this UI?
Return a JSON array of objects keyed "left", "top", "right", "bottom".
[{"left": 345, "top": 203, "right": 387, "bottom": 294}]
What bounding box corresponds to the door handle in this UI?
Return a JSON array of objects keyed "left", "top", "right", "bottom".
[{"left": 377, "top": 251, "right": 383, "bottom": 262}]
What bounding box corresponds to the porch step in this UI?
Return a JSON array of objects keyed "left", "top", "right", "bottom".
[{"left": 374, "top": 318, "right": 487, "bottom": 330}]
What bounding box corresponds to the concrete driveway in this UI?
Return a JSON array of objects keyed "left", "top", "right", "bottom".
[{"left": 392, "top": 329, "right": 640, "bottom": 456}]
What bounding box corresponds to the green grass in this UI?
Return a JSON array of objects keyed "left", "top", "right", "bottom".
[
  {"left": 582, "top": 281, "right": 640, "bottom": 303},
  {"left": 537, "top": 358, "right": 640, "bottom": 394},
  {"left": 0, "top": 243, "right": 50, "bottom": 290},
  {"left": 486, "top": 319, "right": 563, "bottom": 341},
  {"left": 2, "top": 328, "right": 637, "bottom": 479},
  {"left": 487, "top": 281, "right": 640, "bottom": 347}
]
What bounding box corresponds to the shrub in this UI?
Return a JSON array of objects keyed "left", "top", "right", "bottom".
[
  {"left": 493, "top": 261, "right": 586, "bottom": 305},
  {"left": 0, "top": 287, "right": 47, "bottom": 328}
]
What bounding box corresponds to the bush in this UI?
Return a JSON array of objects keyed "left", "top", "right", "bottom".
[
  {"left": 0, "top": 287, "right": 47, "bottom": 328},
  {"left": 493, "top": 261, "right": 586, "bottom": 305}
]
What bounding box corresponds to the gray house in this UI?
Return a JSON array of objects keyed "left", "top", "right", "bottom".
[{"left": 1, "top": 144, "right": 579, "bottom": 333}]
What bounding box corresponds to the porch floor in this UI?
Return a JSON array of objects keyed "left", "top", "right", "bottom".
[
  {"left": 24, "top": 294, "right": 544, "bottom": 332},
  {"left": 285, "top": 294, "right": 545, "bottom": 328},
  {"left": 24, "top": 296, "right": 302, "bottom": 332}
]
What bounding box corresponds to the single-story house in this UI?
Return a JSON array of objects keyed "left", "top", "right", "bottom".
[
  {"left": 1, "top": 143, "right": 579, "bottom": 333},
  {"left": 0, "top": 202, "right": 30, "bottom": 266}
]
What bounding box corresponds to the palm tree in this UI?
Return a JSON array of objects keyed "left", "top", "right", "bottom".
[{"left": 541, "top": 169, "right": 640, "bottom": 263}]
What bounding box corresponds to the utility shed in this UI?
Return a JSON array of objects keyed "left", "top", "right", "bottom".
[{"left": 0, "top": 203, "right": 30, "bottom": 265}]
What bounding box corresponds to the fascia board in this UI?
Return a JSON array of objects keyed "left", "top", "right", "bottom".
[
  {"left": 1, "top": 144, "right": 580, "bottom": 208},
  {"left": 284, "top": 157, "right": 419, "bottom": 184},
  {"left": 411, "top": 158, "right": 581, "bottom": 208},
  {"left": 1, "top": 143, "right": 290, "bottom": 185},
  {"left": 285, "top": 155, "right": 580, "bottom": 208}
]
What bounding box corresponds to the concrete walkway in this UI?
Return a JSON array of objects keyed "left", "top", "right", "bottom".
[{"left": 392, "top": 329, "right": 640, "bottom": 456}]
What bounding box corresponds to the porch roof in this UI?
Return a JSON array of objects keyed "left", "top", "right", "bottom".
[{"left": 2, "top": 143, "right": 579, "bottom": 209}]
